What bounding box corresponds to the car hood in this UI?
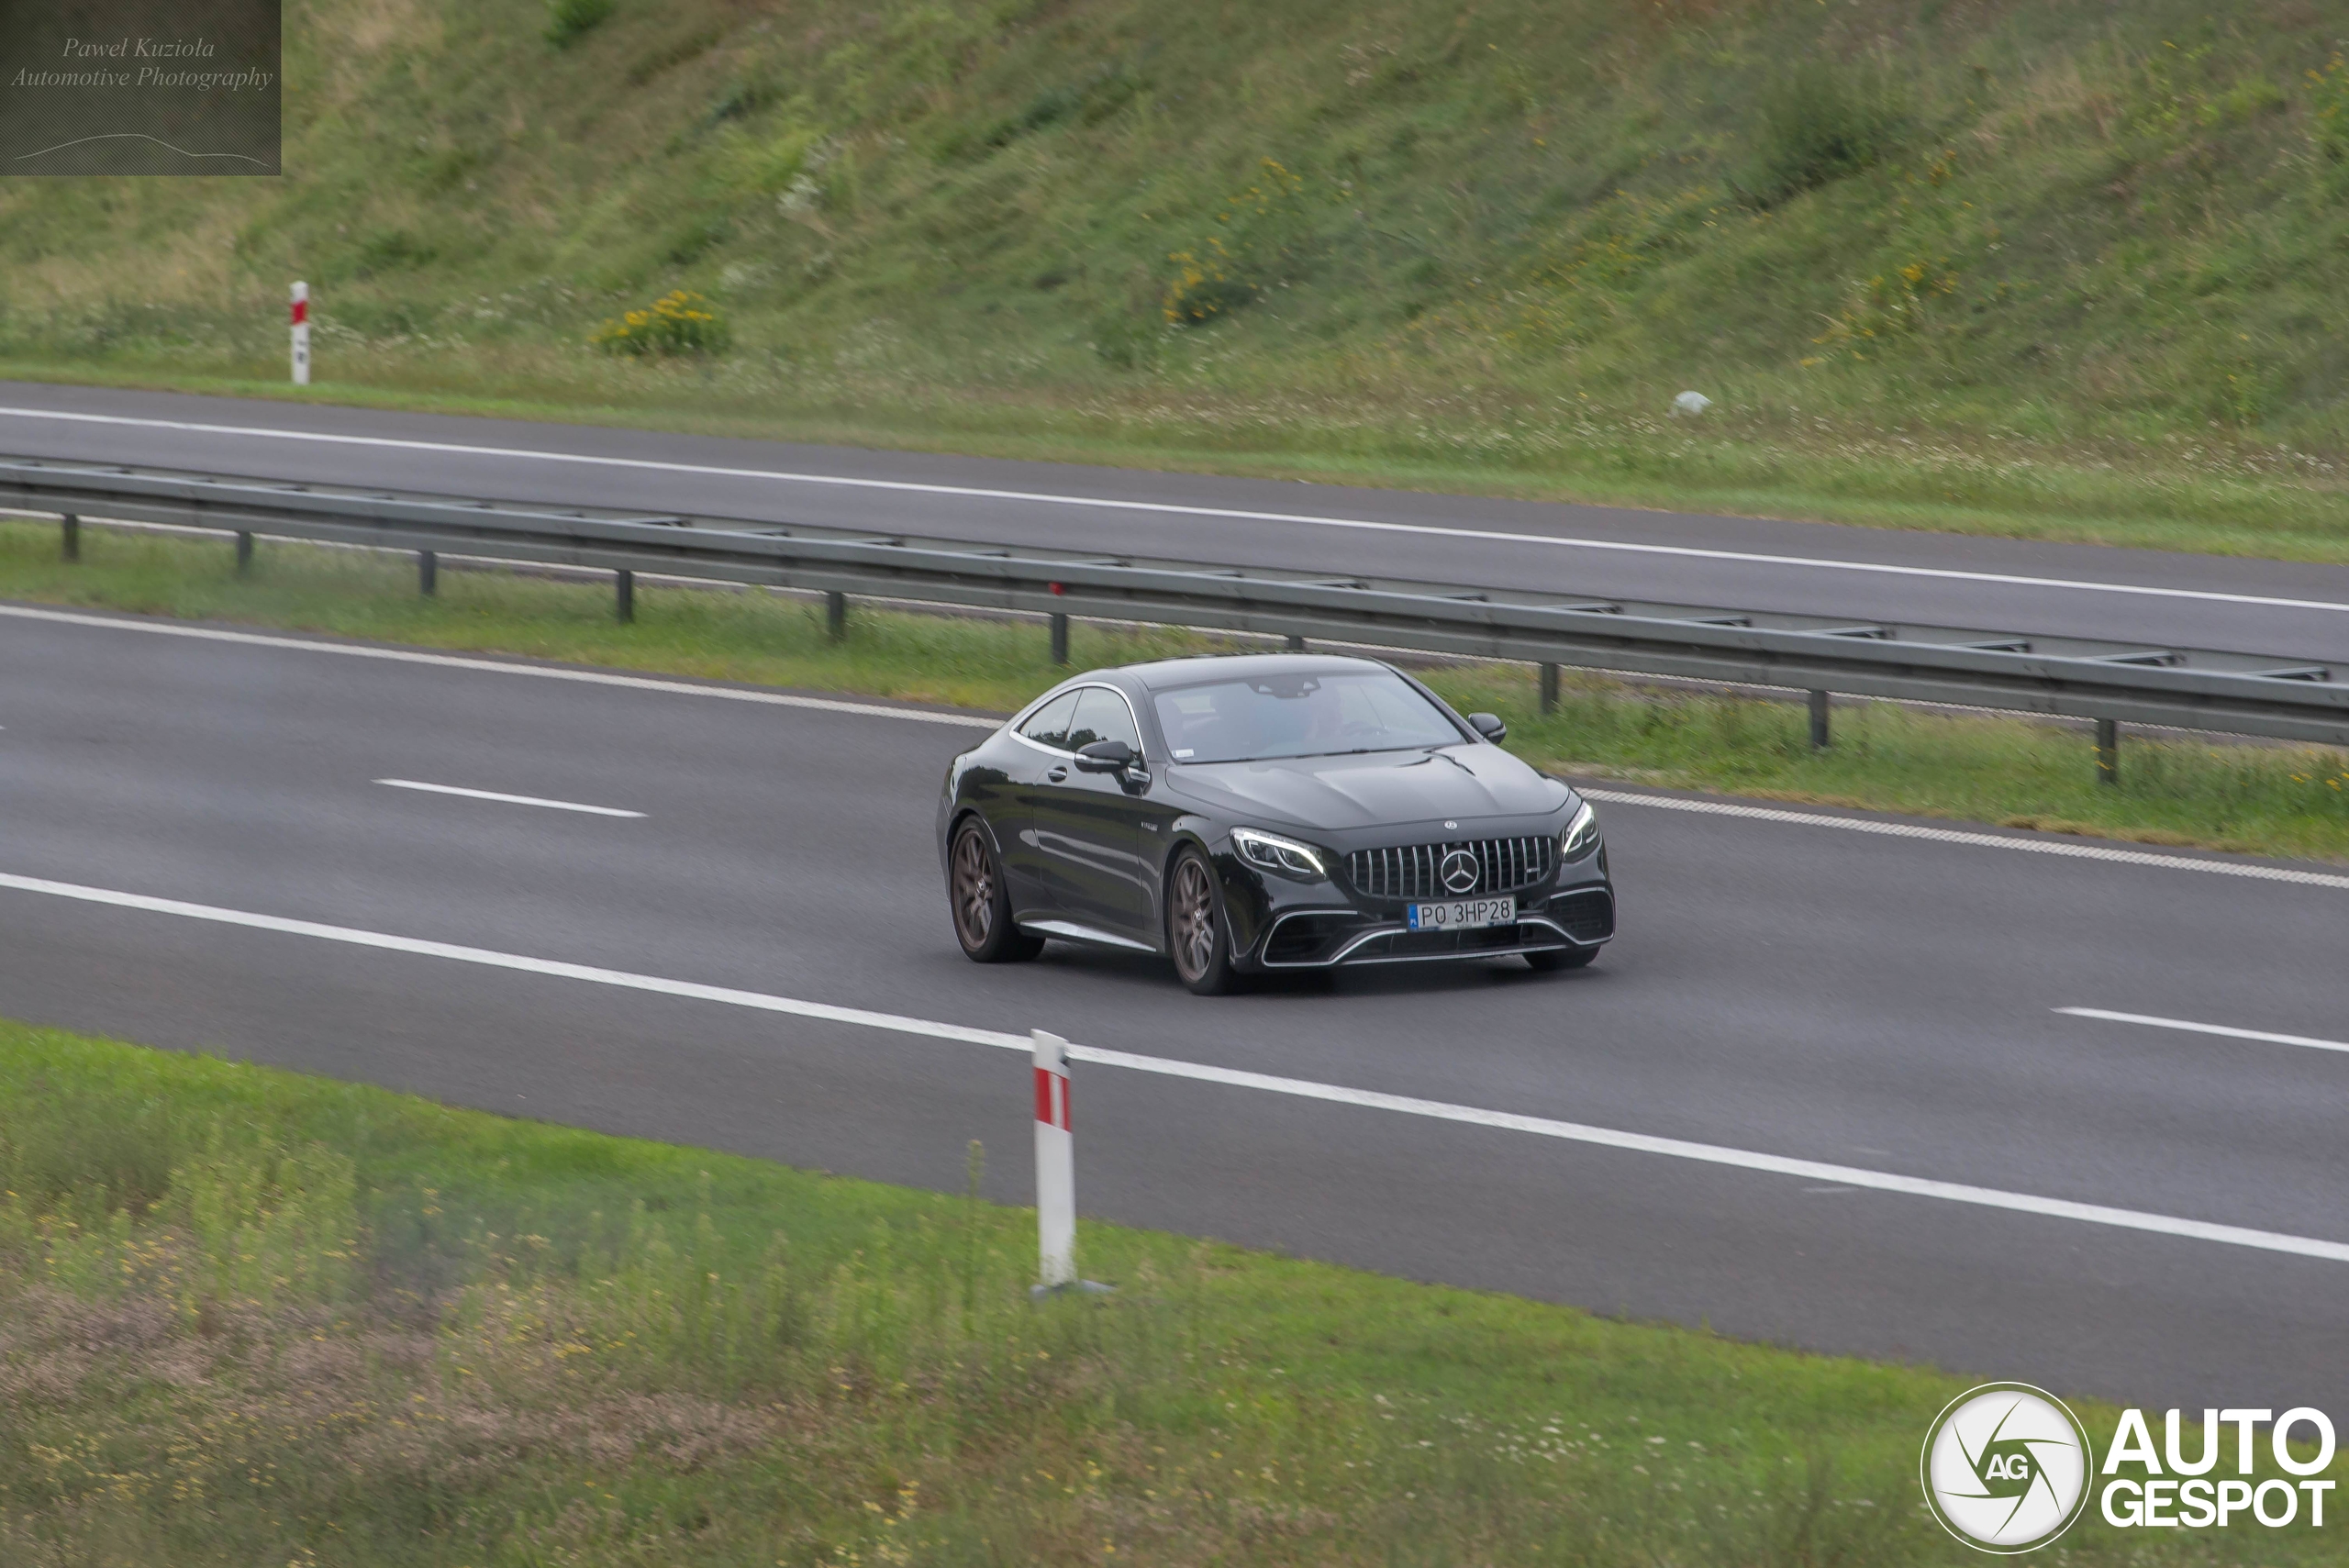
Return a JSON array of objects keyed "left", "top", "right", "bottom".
[{"left": 1167, "top": 746, "right": 1571, "bottom": 831}]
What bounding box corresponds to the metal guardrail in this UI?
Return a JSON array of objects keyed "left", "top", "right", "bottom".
[{"left": 6, "top": 457, "right": 2346, "bottom": 765}]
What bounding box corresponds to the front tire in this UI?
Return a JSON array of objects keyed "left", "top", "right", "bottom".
[
  {"left": 1165, "top": 847, "right": 1238, "bottom": 995},
  {"left": 1525, "top": 945, "right": 1598, "bottom": 973},
  {"left": 950, "top": 820, "right": 1043, "bottom": 963}
]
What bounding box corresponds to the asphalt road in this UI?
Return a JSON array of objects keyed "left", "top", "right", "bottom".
[
  {"left": 4, "top": 601, "right": 2345, "bottom": 1417},
  {"left": 6, "top": 383, "right": 2349, "bottom": 663}
]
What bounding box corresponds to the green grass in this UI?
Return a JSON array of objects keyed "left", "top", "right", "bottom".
[
  {"left": 3, "top": 1017, "right": 2342, "bottom": 1566},
  {"left": 9, "top": 2, "right": 2349, "bottom": 558},
  {"left": 9, "top": 517, "right": 2349, "bottom": 863}
]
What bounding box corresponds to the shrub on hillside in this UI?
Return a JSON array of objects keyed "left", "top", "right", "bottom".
[
  {"left": 545, "top": 0, "right": 615, "bottom": 50},
  {"left": 590, "top": 290, "right": 728, "bottom": 356},
  {"left": 1161, "top": 158, "right": 1319, "bottom": 327},
  {"left": 1163, "top": 238, "right": 1255, "bottom": 325},
  {"left": 1739, "top": 63, "right": 1904, "bottom": 206}
]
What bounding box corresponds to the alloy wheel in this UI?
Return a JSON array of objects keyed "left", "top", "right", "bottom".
[
  {"left": 952, "top": 828, "right": 994, "bottom": 948},
  {"left": 1171, "top": 855, "right": 1219, "bottom": 982}
]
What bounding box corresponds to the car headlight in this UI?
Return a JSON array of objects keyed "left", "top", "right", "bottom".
[
  {"left": 1231, "top": 827, "right": 1328, "bottom": 880},
  {"left": 1559, "top": 799, "right": 1600, "bottom": 862}
]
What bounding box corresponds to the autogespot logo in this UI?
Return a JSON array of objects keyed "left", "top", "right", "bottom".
[{"left": 1921, "top": 1384, "right": 2095, "bottom": 1553}]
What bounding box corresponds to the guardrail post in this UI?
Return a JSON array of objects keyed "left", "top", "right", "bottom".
[
  {"left": 2096, "top": 717, "right": 2119, "bottom": 785},
  {"left": 1286, "top": 633, "right": 1306, "bottom": 651},
  {"left": 1808, "top": 689, "right": 1831, "bottom": 751},
  {"left": 61, "top": 514, "right": 79, "bottom": 562},
  {"left": 826, "top": 590, "right": 846, "bottom": 641},
  {"left": 235, "top": 531, "right": 253, "bottom": 576},
  {"left": 615, "top": 569, "right": 634, "bottom": 622},
  {"left": 1540, "top": 662, "right": 1559, "bottom": 716},
  {"left": 418, "top": 550, "right": 437, "bottom": 596},
  {"left": 1050, "top": 612, "right": 1069, "bottom": 665}
]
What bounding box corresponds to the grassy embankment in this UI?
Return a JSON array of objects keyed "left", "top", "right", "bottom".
[
  {"left": 4, "top": 1018, "right": 2343, "bottom": 1566},
  {"left": 9, "top": 1, "right": 2349, "bottom": 558},
  {"left": 7, "top": 517, "right": 2348, "bottom": 863}
]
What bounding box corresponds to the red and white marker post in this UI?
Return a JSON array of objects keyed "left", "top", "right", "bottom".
[
  {"left": 289, "top": 282, "right": 310, "bottom": 385},
  {"left": 1032, "top": 1029, "right": 1077, "bottom": 1288}
]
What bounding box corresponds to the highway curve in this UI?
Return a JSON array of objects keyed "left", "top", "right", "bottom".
[{"left": 3, "top": 599, "right": 2345, "bottom": 1414}]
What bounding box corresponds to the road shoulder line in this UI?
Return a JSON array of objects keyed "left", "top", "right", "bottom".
[
  {"left": 0, "top": 602, "right": 998, "bottom": 728},
  {"left": 4, "top": 865, "right": 2344, "bottom": 1266},
  {"left": 6, "top": 403, "right": 2348, "bottom": 613}
]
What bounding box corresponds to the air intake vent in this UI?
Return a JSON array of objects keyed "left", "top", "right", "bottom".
[{"left": 1550, "top": 889, "right": 1615, "bottom": 941}]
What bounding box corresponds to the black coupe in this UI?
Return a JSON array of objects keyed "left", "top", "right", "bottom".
[{"left": 936, "top": 653, "right": 1614, "bottom": 994}]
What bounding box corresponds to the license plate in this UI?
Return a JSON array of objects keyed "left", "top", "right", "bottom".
[{"left": 1406, "top": 895, "right": 1516, "bottom": 932}]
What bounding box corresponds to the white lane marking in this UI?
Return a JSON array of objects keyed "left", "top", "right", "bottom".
[
  {"left": 0, "top": 869, "right": 1023, "bottom": 1050},
  {"left": 3, "top": 865, "right": 2346, "bottom": 1265},
  {"left": 5, "top": 405, "right": 2345, "bottom": 615},
  {"left": 374, "top": 778, "right": 645, "bottom": 817},
  {"left": 1576, "top": 788, "right": 2349, "bottom": 891},
  {"left": 0, "top": 604, "right": 997, "bottom": 728},
  {"left": 2057, "top": 1007, "right": 2349, "bottom": 1056},
  {"left": 6, "top": 599, "right": 2337, "bottom": 889}
]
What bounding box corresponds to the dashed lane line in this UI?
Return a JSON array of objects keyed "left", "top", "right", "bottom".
[
  {"left": 374, "top": 778, "right": 645, "bottom": 817},
  {"left": 1577, "top": 789, "right": 2349, "bottom": 892},
  {"left": 2057, "top": 1007, "right": 2349, "bottom": 1056},
  {"left": 8, "top": 600, "right": 2340, "bottom": 888}
]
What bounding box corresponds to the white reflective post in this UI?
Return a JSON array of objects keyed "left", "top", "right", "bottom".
[
  {"left": 290, "top": 282, "right": 310, "bottom": 385},
  {"left": 1032, "top": 1029, "right": 1076, "bottom": 1288}
]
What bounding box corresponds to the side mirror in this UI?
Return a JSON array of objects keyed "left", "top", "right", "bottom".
[
  {"left": 1074, "top": 739, "right": 1138, "bottom": 773},
  {"left": 1468, "top": 712, "right": 1508, "bottom": 743}
]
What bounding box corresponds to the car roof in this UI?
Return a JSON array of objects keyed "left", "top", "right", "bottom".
[{"left": 1117, "top": 652, "right": 1393, "bottom": 691}]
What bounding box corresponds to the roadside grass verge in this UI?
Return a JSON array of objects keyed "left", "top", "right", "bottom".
[
  {"left": 5, "top": 517, "right": 2347, "bottom": 863},
  {"left": 2, "top": 1017, "right": 2342, "bottom": 1565},
  {"left": 18, "top": 1, "right": 2349, "bottom": 562}
]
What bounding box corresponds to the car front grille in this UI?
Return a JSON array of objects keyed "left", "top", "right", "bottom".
[{"left": 1344, "top": 836, "right": 1555, "bottom": 900}]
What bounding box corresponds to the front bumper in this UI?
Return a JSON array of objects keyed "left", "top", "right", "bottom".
[{"left": 1217, "top": 846, "right": 1615, "bottom": 972}]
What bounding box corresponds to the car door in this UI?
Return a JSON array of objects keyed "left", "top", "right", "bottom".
[
  {"left": 1025, "top": 686, "right": 1155, "bottom": 942},
  {"left": 999, "top": 689, "right": 1081, "bottom": 909}
]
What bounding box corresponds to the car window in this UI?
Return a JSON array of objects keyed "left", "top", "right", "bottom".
[
  {"left": 1151, "top": 669, "right": 1460, "bottom": 762},
  {"left": 1017, "top": 691, "right": 1081, "bottom": 751},
  {"left": 1067, "top": 686, "right": 1142, "bottom": 753}
]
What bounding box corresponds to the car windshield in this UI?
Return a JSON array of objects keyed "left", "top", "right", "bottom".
[{"left": 1151, "top": 669, "right": 1463, "bottom": 763}]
